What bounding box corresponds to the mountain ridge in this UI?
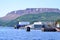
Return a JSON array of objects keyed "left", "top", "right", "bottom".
[{"left": 1, "top": 8, "right": 60, "bottom": 21}]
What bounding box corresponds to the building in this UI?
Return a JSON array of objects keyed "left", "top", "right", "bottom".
[
  {"left": 15, "top": 22, "right": 30, "bottom": 29},
  {"left": 55, "top": 21, "right": 60, "bottom": 27},
  {"left": 33, "top": 22, "right": 43, "bottom": 29}
]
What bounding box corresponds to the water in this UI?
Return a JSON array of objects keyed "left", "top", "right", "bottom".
[{"left": 0, "top": 27, "right": 60, "bottom": 40}]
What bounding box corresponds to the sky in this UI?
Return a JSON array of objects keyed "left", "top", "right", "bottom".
[{"left": 0, "top": 0, "right": 60, "bottom": 17}]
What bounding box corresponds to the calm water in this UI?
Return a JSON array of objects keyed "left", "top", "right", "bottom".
[{"left": 0, "top": 27, "right": 60, "bottom": 40}]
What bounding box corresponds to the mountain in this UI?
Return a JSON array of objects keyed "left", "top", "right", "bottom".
[
  {"left": 1, "top": 12, "right": 20, "bottom": 21},
  {"left": 0, "top": 8, "right": 60, "bottom": 26},
  {"left": 5, "top": 12, "right": 60, "bottom": 26},
  {"left": 1, "top": 8, "right": 60, "bottom": 21}
]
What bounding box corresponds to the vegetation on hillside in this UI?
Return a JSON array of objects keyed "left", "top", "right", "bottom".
[{"left": 5, "top": 12, "right": 60, "bottom": 27}]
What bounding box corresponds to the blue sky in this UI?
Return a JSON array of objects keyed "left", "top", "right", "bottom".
[{"left": 0, "top": 0, "right": 60, "bottom": 17}]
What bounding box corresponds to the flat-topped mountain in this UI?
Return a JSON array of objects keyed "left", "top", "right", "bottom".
[
  {"left": 0, "top": 8, "right": 60, "bottom": 26},
  {"left": 9, "top": 8, "right": 60, "bottom": 14},
  {"left": 1, "top": 8, "right": 60, "bottom": 21}
]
